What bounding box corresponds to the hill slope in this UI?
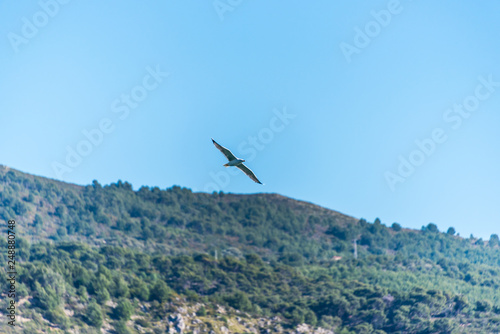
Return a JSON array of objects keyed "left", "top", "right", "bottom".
[{"left": 1, "top": 166, "right": 500, "bottom": 333}]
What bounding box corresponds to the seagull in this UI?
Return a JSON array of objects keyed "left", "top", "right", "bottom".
[{"left": 212, "top": 138, "right": 263, "bottom": 184}]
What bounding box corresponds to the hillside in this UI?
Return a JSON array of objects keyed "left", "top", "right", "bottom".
[{"left": 1, "top": 166, "right": 500, "bottom": 333}]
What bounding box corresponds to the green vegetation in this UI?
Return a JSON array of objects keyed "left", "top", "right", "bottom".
[{"left": 1, "top": 166, "right": 500, "bottom": 333}]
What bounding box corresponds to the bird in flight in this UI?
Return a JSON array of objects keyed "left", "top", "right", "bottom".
[{"left": 212, "top": 138, "right": 263, "bottom": 184}]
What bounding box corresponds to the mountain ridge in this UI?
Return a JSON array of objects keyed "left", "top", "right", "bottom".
[{"left": 2, "top": 165, "right": 500, "bottom": 333}]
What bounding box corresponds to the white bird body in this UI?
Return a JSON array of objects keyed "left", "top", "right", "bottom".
[
  {"left": 212, "top": 138, "right": 263, "bottom": 184},
  {"left": 224, "top": 159, "right": 245, "bottom": 167}
]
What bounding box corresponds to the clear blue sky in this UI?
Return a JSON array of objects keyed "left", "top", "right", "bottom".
[{"left": 1, "top": 0, "right": 499, "bottom": 239}]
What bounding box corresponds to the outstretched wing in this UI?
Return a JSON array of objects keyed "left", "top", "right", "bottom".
[
  {"left": 237, "top": 163, "right": 263, "bottom": 184},
  {"left": 212, "top": 138, "right": 237, "bottom": 161}
]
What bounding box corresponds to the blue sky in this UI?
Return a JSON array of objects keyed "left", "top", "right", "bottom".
[{"left": 1, "top": 0, "right": 499, "bottom": 239}]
